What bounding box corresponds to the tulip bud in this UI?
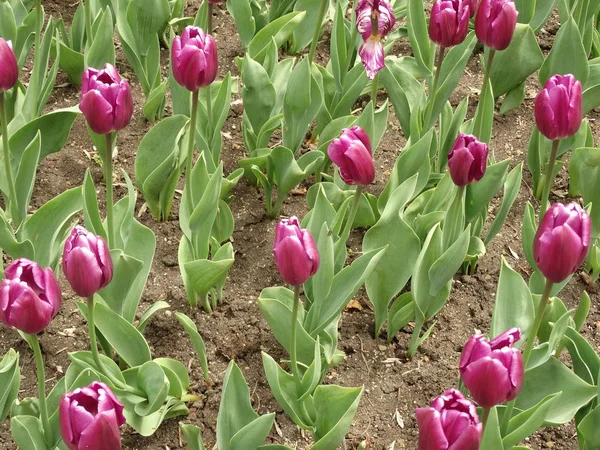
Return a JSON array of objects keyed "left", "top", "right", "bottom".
[
  {"left": 447, "top": 134, "right": 489, "bottom": 187},
  {"left": 80, "top": 64, "right": 133, "bottom": 135},
  {"left": 534, "top": 74, "right": 583, "bottom": 141},
  {"left": 0, "top": 38, "right": 18, "bottom": 92},
  {"left": 60, "top": 381, "right": 125, "bottom": 450},
  {"left": 534, "top": 202, "right": 591, "bottom": 283},
  {"left": 0, "top": 259, "right": 62, "bottom": 335},
  {"left": 464, "top": 0, "right": 480, "bottom": 17},
  {"left": 171, "top": 26, "right": 218, "bottom": 92},
  {"left": 328, "top": 126, "right": 376, "bottom": 186},
  {"left": 63, "top": 226, "right": 113, "bottom": 298},
  {"left": 429, "top": 0, "right": 471, "bottom": 48},
  {"left": 416, "top": 389, "right": 482, "bottom": 450},
  {"left": 475, "top": 0, "right": 518, "bottom": 51},
  {"left": 273, "top": 217, "right": 320, "bottom": 286},
  {"left": 356, "top": 0, "right": 396, "bottom": 40}
]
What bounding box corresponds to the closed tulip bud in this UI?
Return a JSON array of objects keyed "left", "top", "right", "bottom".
[
  {"left": 0, "top": 259, "right": 62, "bottom": 335},
  {"left": 447, "top": 134, "right": 489, "bottom": 187},
  {"left": 475, "top": 0, "right": 518, "bottom": 51},
  {"left": 273, "top": 217, "right": 320, "bottom": 286},
  {"left": 63, "top": 226, "right": 113, "bottom": 298},
  {"left": 460, "top": 328, "right": 524, "bottom": 408},
  {"left": 0, "top": 38, "right": 18, "bottom": 92},
  {"left": 535, "top": 74, "right": 583, "bottom": 141},
  {"left": 171, "top": 26, "right": 218, "bottom": 92},
  {"left": 429, "top": 0, "right": 471, "bottom": 48},
  {"left": 60, "top": 381, "right": 125, "bottom": 450},
  {"left": 328, "top": 126, "right": 375, "bottom": 186},
  {"left": 464, "top": 0, "right": 480, "bottom": 17},
  {"left": 416, "top": 389, "right": 482, "bottom": 450},
  {"left": 356, "top": 0, "right": 396, "bottom": 40},
  {"left": 80, "top": 64, "right": 133, "bottom": 135},
  {"left": 534, "top": 203, "right": 591, "bottom": 283}
]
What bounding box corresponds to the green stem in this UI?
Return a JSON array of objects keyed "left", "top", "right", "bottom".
[
  {"left": 87, "top": 296, "right": 104, "bottom": 373},
  {"left": 0, "top": 93, "right": 19, "bottom": 228},
  {"left": 482, "top": 49, "right": 496, "bottom": 95},
  {"left": 340, "top": 185, "right": 363, "bottom": 244},
  {"left": 84, "top": 0, "right": 92, "bottom": 45},
  {"left": 290, "top": 285, "right": 302, "bottom": 388},
  {"left": 481, "top": 407, "right": 491, "bottom": 431},
  {"left": 370, "top": 73, "right": 378, "bottom": 106},
  {"left": 345, "top": 0, "right": 360, "bottom": 74},
  {"left": 539, "top": 139, "right": 560, "bottom": 219},
  {"left": 308, "top": 0, "right": 329, "bottom": 64},
  {"left": 104, "top": 133, "right": 115, "bottom": 248},
  {"left": 30, "top": 0, "right": 42, "bottom": 117},
  {"left": 30, "top": 335, "right": 51, "bottom": 444},
  {"left": 207, "top": 2, "right": 213, "bottom": 35},
  {"left": 185, "top": 90, "right": 200, "bottom": 215},
  {"left": 424, "top": 45, "right": 446, "bottom": 131},
  {"left": 205, "top": 85, "right": 212, "bottom": 144}
]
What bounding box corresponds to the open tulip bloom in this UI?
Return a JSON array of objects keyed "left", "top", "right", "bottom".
[{"left": 356, "top": 0, "right": 396, "bottom": 80}]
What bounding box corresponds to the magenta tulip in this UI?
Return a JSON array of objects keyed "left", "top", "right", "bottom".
[
  {"left": 447, "top": 134, "right": 489, "bottom": 187},
  {"left": 0, "top": 258, "right": 62, "bottom": 335},
  {"left": 80, "top": 64, "right": 133, "bottom": 135},
  {"left": 534, "top": 202, "right": 591, "bottom": 283},
  {"left": 535, "top": 74, "right": 583, "bottom": 141},
  {"left": 429, "top": 0, "right": 471, "bottom": 48},
  {"left": 328, "top": 126, "right": 375, "bottom": 186},
  {"left": 63, "top": 226, "right": 113, "bottom": 298},
  {"left": 416, "top": 389, "right": 482, "bottom": 450},
  {"left": 359, "top": 38, "right": 385, "bottom": 80},
  {"left": 356, "top": 0, "right": 396, "bottom": 40},
  {"left": 60, "top": 381, "right": 125, "bottom": 450},
  {"left": 0, "top": 38, "right": 18, "bottom": 92},
  {"left": 464, "top": 0, "right": 480, "bottom": 17},
  {"left": 171, "top": 26, "right": 218, "bottom": 92},
  {"left": 460, "top": 328, "right": 524, "bottom": 408},
  {"left": 273, "top": 217, "right": 320, "bottom": 286},
  {"left": 475, "top": 0, "right": 518, "bottom": 51}
]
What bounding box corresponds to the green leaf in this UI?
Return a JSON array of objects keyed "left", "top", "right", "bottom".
[
  {"left": 143, "top": 80, "right": 167, "bottom": 121},
  {"left": 175, "top": 312, "right": 209, "bottom": 382},
  {"left": 505, "top": 392, "right": 561, "bottom": 447},
  {"left": 0, "top": 349, "right": 20, "bottom": 421},
  {"left": 126, "top": 0, "right": 170, "bottom": 56},
  {"left": 480, "top": 407, "right": 503, "bottom": 450},
  {"left": 226, "top": 0, "right": 256, "bottom": 49},
  {"left": 407, "top": 0, "right": 433, "bottom": 76},
  {"left": 242, "top": 54, "right": 276, "bottom": 135},
  {"left": 428, "top": 226, "right": 470, "bottom": 296},
  {"left": 288, "top": 0, "right": 330, "bottom": 53},
  {"left": 578, "top": 403, "right": 600, "bottom": 446},
  {"left": 484, "top": 163, "right": 523, "bottom": 245},
  {"left": 14, "top": 131, "right": 41, "bottom": 225},
  {"left": 133, "top": 362, "right": 170, "bottom": 416},
  {"left": 472, "top": 69, "right": 494, "bottom": 143},
  {"left": 85, "top": 7, "right": 115, "bottom": 69},
  {"left": 248, "top": 11, "right": 306, "bottom": 63},
  {"left": 137, "top": 301, "right": 170, "bottom": 334},
  {"left": 180, "top": 422, "right": 206, "bottom": 450},
  {"left": 387, "top": 292, "right": 415, "bottom": 341},
  {"left": 500, "top": 82, "right": 527, "bottom": 115},
  {"left": 10, "top": 415, "right": 48, "bottom": 450},
  {"left": 465, "top": 160, "right": 510, "bottom": 223},
  {"left": 154, "top": 358, "right": 190, "bottom": 398}
]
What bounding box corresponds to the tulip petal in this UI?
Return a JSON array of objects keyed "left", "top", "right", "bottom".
[
  {"left": 463, "top": 357, "right": 512, "bottom": 408},
  {"left": 77, "top": 410, "right": 122, "bottom": 450},
  {"left": 274, "top": 236, "right": 313, "bottom": 286},
  {"left": 448, "top": 423, "right": 482, "bottom": 450},
  {"left": 416, "top": 408, "right": 449, "bottom": 450},
  {"left": 65, "top": 247, "right": 104, "bottom": 297},
  {"left": 80, "top": 90, "right": 115, "bottom": 135}
]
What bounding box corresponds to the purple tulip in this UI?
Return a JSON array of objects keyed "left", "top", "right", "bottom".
[
  {"left": 63, "top": 226, "right": 113, "bottom": 298},
  {"left": 273, "top": 217, "right": 320, "bottom": 286},
  {"left": 80, "top": 64, "right": 133, "bottom": 135},
  {"left": 359, "top": 37, "right": 385, "bottom": 80},
  {"left": 475, "top": 0, "right": 518, "bottom": 51},
  {"left": 171, "top": 26, "right": 218, "bottom": 92},
  {"left": 459, "top": 328, "right": 524, "bottom": 408},
  {"left": 429, "top": 0, "right": 471, "bottom": 48},
  {"left": 328, "top": 126, "right": 376, "bottom": 186},
  {"left": 60, "top": 381, "right": 125, "bottom": 450},
  {"left": 0, "top": 38, "right": 18, "bottom": 92},
  {"left": 356, "top": 0, "right": 396, "bottom": 40},
  {"left": 464, "top": 0, "right": 480, "bottom": 17},
  {"left": 416, "top": 389, "right": 482, "bottom": 450},
  {"left": 535, "top": 74, "right": 583, "bottom": 141},
  {"left": 0, "top": 258, "right": 62, "bottom": 335},
  {"left": 534, "top": 202, "right": 591, "bottom": 283},
  {"left": 447, "top": 134, "right": 489, "bottom": 187}
]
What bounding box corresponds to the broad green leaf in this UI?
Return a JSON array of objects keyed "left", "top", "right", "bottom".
[
  {"left": 578, "top": 404, "right": 600, "bottom": 446},
  {"left": 180, "top": 422, "right": 206, "bottom": 450},
  {"left": 10, "top": 415, "right": 48, "bottom": 450},
  {"left": 225, "top": 0, "right": 255, "bottom": 48},
  {"left": 86, "top": 7, "right": 115, "bottom": 68},
  {"left": 134, "top": 362, "right": 170, "bottom": 416},
  {"left": 484, "top": 163, "right": 523, "bottom": 244},
  {"left": 407, "top": 0, "right": 433, "bottom": 76},
  {"left": 126, "top": 0, "right": 170, "bottom": 56},
  {"left": 248, "top": 11, "right": 306, "bottom": 63},
  {"left": 0, "top": 349, "right": 20, "bottom": 421},
  {"left": 480, "top": 407, "right": 503, "bottom": 450},
  {"left": 175, "top": 312, "right": 210, "bottom": 382}
]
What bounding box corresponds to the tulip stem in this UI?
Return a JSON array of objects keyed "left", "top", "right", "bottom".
[
  {"left": 290, "top": 284, "right": 302, "bottom": 386},
  {"left": 87, "top": 296, "right": 104, "bottom": 376},
  {"left": 424, "top": 45, "right": 446, "bottom": 130},
  {"left": 340, "top": 185, "right": 363, "bottom": 246},
  {"left": 539, "top": 139, "right": 560, "bottom": 219},
  {"left": 0, "top": 93, "right": 19, "bottom": 228},
  {"left": 84, "top": 0, "right": 93, "bottom": 45},
  {"left": 104, "top": 133, "right": 115, "bottom": 248},
  {"left": 30, "top": 335, "right": 52, "bottom": 444},
  {"left": 370, "top": 73, "right": 378, "bottom": 106},
  {"left": 308, "top": 0, "right": 329, "bottom": 64},
  {"left": 185, "top": 90, "right": 200, "bottom": 215},
  {"left": 481, "top": 407, "right": 491, "bottom": 430}
]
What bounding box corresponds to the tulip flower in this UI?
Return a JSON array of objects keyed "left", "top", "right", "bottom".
[
  {"left": 356, "top": 0, "right": 396, "bottom": 80},
  {"left": 464, "top": 0, "right": 480, "bottom": 17},
  {"left": 534, "top": 202, "right": 591, "bottom": 284},
  {"left": 447, "top": 134, "right": 489, "bottom": 187},
  {"left": 416, "top": 389, "right": 482, "bottom": 450},
  {"left": 0, "top": 38, "right": 18, "bottom": 92},
  {"left": 460, "top": 328, "right": 524, "bottom": 408},
  {"left": 535, "top": 74, "right": 582, "bottom": 141},
  {"left": 273, "top": 217, "right": 320, "bottom": 286},
  {"left": 475, "top": 0, "right": 518, "bottom": 51},
  {"left": 171, "top": 26, "right": 218, "bottom": 92},
  {"left": 80, "top": 64, "right": 133, "bottom": 136},
  {"left": 0, "top": 258, "right": 61, "bottom": 335},
  {"left": 429, "top": 0, "right": 471, "bottom": 48},
  {"left": 60, "top": 381, "right": 126, "bottom": 450},
  {"left": 63, "top": 226, "right": 113, "bottom": 298},
  {"left": 328, "top": 126, "right": 375, "bottom": 186}
]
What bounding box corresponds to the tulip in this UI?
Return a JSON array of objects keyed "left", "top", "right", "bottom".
[
  {"left": 63, "top": 226, "right": 113, "bottom": 298},
  {"left": 328, "top": 126, "right": 375, "bottom": 186},
  {"left": 171, "top": 26, "right": 218, "bottom": 92},
  {"left": 460, "top": 328, "right": 524, "bottom": 408},
  {"left": 535, "top": 74, "right": 583, "bottom": 141},
  {"left": 0, "top": 258, "right": 61, "bottom": 335},
  {"left": 80, "top": 64, "right": 133, "bottom": 135},
  {"left": 447, "top": 134, "right": 489, "bottom": 187},
  {"left": 464, "top": 0, "right": 480, "bottom": 17},
  {"left": 0, "top": 38, "right": 18, "bottom": 92},
  {"left": 534, "top": 202, "right": 591, "bottom": 284},
  {"left": 60, "top": 381, "right": 126, "bottom": 450},
  {"left": 273, "top": 217, "right": 320, "bottom": 286},
  {"left": 356, "top": 0, "right": 396, "bottom": 40},
  {"left": 416, "top": 389, "right": 482, "bottom": 450},
  {"left": 429, "top": 0, "right": 471, "bottom": 48},
  {"left": 475, "top": 0, "right": 518, "bottom": 51},
  {"left": 359, "top": 38, "right": 385, "bottom": 80}
]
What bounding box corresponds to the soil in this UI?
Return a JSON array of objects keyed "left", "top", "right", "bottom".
[{"left": 0, "top": 2, "right": 598, "bottom": 450}]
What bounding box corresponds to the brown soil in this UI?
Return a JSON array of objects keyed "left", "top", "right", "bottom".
[{"left": 0, "top": 2, "right": 598, "bottom": 449}]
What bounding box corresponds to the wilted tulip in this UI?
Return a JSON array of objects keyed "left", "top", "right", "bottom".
[
  {"left": 475, "top": 0, "right": 518, "bottom": 51},
  {"left": 429, "top": 0, "right": 471, "bottom": 48},
  {"left": 80, "top": 64, "right": 133, "bottom": 135},
  {"left": 534, "top": 202, "right": 591, "bottom": 283},
  {"left": 60, "top": 381, "right": 125, "bottom": 450},
  {"left": 273, "top": 217, "right": 320, "bottom": 286},
  {"left": 359, "top": 38, "right": 385, "bottom": 80},
  {"left": 356, "top": 0, "right": 396, "bottom": 40},
  {"left": 171, "top": 26, "right": 218, "bottom": 92},
  {"left": 447, "top": 134, "right": 489, "bottom": 187},
  {"left": 416, "top": 389, "right": 482, "bottom": 450},
  {"left": 460, "top": 328, "right": 524, "bottom": 408},
  {"left": 0, "top": 258, "right": 61, "bottom": 335},
  {"left": 63, "top": 226, "right": 113, "bottom": 298},
  {"left": 0, "top": 38, "right": 18, "bottom": 92},
  {"left": 535, "top": 74, "right": 583, "bottom": 141},
  {"left": 328, "top": 126, "right": 375, "bottom": 186}
]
